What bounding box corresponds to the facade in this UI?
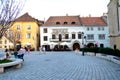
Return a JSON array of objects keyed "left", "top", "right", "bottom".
[
  {"left": 9, "top": 13, "right": 43, "bottom": 51},
  {"left": 0, "top": 36, "right": 13, "bottom": 49},
  {"left": 107, "top": 0, "right": 120, "bottom": 50},
  {"left": 40, "top": 15, "right": 109, "bottom": 51}
]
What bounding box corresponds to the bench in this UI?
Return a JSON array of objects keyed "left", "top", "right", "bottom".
[{"left": 0, "top": 59, "right": 23, "bottom": 73}]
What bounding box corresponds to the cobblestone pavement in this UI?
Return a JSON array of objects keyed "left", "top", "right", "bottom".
[{"left": 0, "top": 51, "right": 120, "bottom": 80}]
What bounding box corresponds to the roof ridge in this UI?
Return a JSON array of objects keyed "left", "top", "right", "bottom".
[{"left": 14, "top": 12, "right": 37, "bottom": 22}]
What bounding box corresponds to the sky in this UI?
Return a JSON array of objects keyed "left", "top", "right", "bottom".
[{"left": 20, "top": 0, "right": 110, "bottom": 21}]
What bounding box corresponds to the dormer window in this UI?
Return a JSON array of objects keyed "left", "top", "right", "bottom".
[
  {"left": 56, "top": 22, "right": 60, "bottom": 25},
  {"left": 64, "top": 22, "right": 68, "bottom": 24},
  {"left": 71, "top": 22, "right": 76, "bottom": 24}
]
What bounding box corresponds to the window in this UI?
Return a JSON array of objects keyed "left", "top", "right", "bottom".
[
  {"left": 27, "top": 25, "right": 31, "bottom": 30},
  {"left": 56, "top": 22, "right": 60, "bottom": 25},
  {"left": 17, "top": 33, "right": 21, "bottom": 39},
  {"left": 65, "top": 34, "right": 69, "bottom": 39},
  {"left": 102, "top": 27, "right": 104, "bottom": 31},
  {"left": 78, "top": 33, "right": 81, "bottom": 39},
  {"left": 44, "top": 36, "right": 48, "bottom": 41},
  {"left": 26, "top": 33, "right": 31, "bottom": 39},
  {"left": 52, "top": 34, "right": 56, "bottom": 39},
  {"left": 98, "top": 27, "right": 100, "bottom": 31},
  {"left": 72, "top": 34, "right": 75, "bottom": 39},
  {"left": 43, "top": 28, "right": 47, "bottom": 33},
  {"left": 87, "top": 34, "right": 94, "bottom": 40},
  {"left": 87, "top": 27, "right": 89, "bottom": 31},
  {"left": 91, "top": 27, "right": 93, "bottom": 31},
  {"left": 99, "top": 34, "right": 105, "bottom": 40},
  {"left": 71, "top": 22, "right": 76, "bottom": 24},
  {"left": 64, "top": 22, "right": 68, "bottom": 24},
  {"left": 16, "top": 25, "right": 20, "bottom": 30},
  {"left": 4, "top": 40, "right": 7, "bottom": 44}
]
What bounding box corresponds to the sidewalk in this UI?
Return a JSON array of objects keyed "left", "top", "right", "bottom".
[
  {"left": 0, "top": 51, "right": 120, "bottom": 80},
  {"left": 82, "top": 52, "right": 120, "bottom": 64}
]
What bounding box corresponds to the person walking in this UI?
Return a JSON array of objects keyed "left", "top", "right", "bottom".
[
  {"left": 42, "top": 46, "right": 46, "bottom": 54},
  {"left": 39, "top": 46, "right": 43, "bottom": 54},
  {"left": 75, "top": 48, "right": 79, "bottom": 55},
  {"left": 17, "top": 47, "right": 25, "bottom": 61},
  {"left": 27, "top": 47, "right": 30, "bottom": 54}
]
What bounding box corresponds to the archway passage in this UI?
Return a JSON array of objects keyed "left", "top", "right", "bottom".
[
  {"left": 73, "top": 43, "right": 80, "bottom": 50},
  {"left": 87, "top": 43, "right": 94, "bottom": 48}
]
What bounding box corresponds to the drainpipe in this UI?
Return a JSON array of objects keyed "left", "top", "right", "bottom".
[{"left": 117, "top": 2, "right": 120, "bottom": 32}]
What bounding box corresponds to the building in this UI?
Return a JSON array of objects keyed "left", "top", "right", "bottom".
[
  {"left": 107, "top": 0, "right": 120, "bottom": 50},
  {"left": 40, "top": 15, "right": 109, "bottom": 51},
  {"left": 0, "top": 36, "right": 13, "bottom": 49},
  {"left": 9, "top": 13, "right": 43, "bottom": 51}
]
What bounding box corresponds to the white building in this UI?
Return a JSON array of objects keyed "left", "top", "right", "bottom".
[{"left": 40, "top": 15, "right": 109, "bottom": 51}]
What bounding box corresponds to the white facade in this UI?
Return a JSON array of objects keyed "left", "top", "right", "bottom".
[
  {"left": 40, "top": 25, "right": 109, "bottom": 50},
  {"left": 84, "top": 26, "right": 109, "bottom": 47}
]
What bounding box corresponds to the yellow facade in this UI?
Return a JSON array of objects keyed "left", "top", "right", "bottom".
[
  {"left": 10, "top": 21, "right": 40, "bottom": 51},
  {"left": 0, "top": 36, "right": 13, "bottom": 49}
]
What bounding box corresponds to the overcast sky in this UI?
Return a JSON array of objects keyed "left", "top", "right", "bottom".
[{"left": 20, "top": 0, "right": 110, "bottom": 20}]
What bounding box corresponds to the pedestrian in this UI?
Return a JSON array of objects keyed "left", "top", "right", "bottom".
[
  {"left": 25, "top": 47, "right": 28, "bottom": 53},
  {"left": 17, "top": 47, "right": 25, "bottom": 61},
  {"left": 26, "top": 47, "right": 30, "bottom": 54},
  {"left": 39, "top": 46, "right": 43, "bottom": 54},
  {"left": 4, "top": 46, "right": 10, "bottom": 59},
  {"left": 42, "top": 46, "right": 46, "bottom": 54},
  {"left": 14, "top": 51, "right": 18, "bottom": 58},
  {"left": 75, "top": 48, "right": 79, "bottom": 54}
]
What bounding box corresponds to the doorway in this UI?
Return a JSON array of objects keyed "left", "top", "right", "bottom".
[{"left": 73, "top": 43, "right": 80, "bottom": 50}]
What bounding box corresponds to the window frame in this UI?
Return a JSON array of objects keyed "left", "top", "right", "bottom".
[
  {"left": 26, "top": 33, "right": 31, "bottom": 39},
  {"left": 72, "top": 33, "right": 75, "bottom": 39},
  {"left": 43, "top": 28, "right": 47, "bottom": 33},
  {"left": 44, "top": 36, "right": 48, "bottom": 41}
]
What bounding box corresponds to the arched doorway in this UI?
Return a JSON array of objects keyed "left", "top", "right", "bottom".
[
  {"left": 87, "top": 43, "right": 94, "bottom": 48},
  {"left": 73, "top": 43, "right": 80, "bottom": 50}
]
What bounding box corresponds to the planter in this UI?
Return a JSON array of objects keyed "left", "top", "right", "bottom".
[{"left": 0, "top": 58, "right": 23, "bottom": 73}]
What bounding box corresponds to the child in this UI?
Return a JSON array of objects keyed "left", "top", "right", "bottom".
[{"left": 5, "top": 48, "right": 10, "bottom": 59}]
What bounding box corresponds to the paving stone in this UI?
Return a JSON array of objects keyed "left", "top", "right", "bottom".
[{"left": 0, "top": 51, "right": 120, "bottom": 80}]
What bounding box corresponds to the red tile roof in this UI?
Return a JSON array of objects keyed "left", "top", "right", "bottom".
[
  {"left": 14, "top": 13, "right": 38, "bottom": 22},
  {"left": 43, "top": 16, "right": 82, "bottom": 26},
  {"left": 14, "top": 13, "right": 44, "bottom": 26},
  {"left": 80, "top": 17, "right": 107, "bottom": 26}
]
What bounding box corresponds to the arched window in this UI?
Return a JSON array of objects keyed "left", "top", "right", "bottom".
[
  {"left": 64, "top": 22, "right": 68, "bottom": 24},
  {"left": 71, "top": 22, "right": 76, "bottom": 24},
  {"left": 56, "top": 22, "right": 60, "bottom": 25}
]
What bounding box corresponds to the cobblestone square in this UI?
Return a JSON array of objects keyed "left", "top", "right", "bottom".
[{"left": 0, "top": 51, "right": 120, "bottom": 80}]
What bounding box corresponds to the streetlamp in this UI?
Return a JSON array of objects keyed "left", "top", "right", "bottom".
[{"left": 82, "top": 32, "right": 84, "bottom": 56}]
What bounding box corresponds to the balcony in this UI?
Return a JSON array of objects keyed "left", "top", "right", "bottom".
[{"left": 50, "top": 38, "right": 71, "bottom": 42}]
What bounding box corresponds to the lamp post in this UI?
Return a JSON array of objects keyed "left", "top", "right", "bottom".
[{"left": 82, "top": 32, "right": 84, "bottom": 56}]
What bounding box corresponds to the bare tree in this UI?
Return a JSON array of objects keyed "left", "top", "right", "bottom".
[
  {"left": 0, "top": 0, "right": 26, "bottom": 38},
  {"left": 6, "top": 29, "right": 23, "bottom": 51}
]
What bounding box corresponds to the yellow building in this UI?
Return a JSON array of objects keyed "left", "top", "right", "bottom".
[
  {"left": 9, "top": 13, "right": 43, "bottom": 51},
  {"left": 0, "top": 36, "right": 13, "bottom": 49}
]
